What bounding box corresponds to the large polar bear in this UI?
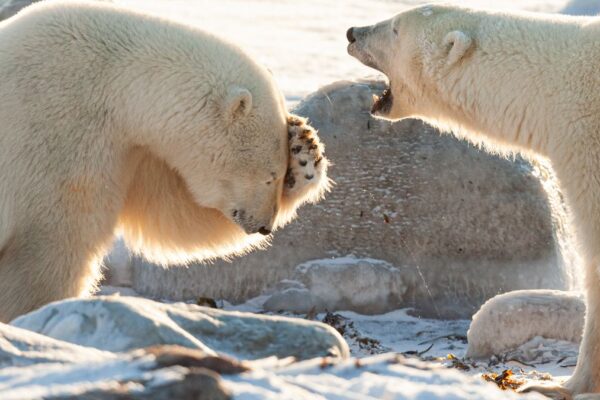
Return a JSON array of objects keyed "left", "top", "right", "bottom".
[
  {"left": 347, "top": 4, "right": 600, "bottom": 399},
  {"left": 0, "top": 1, "right": 329, "bottom": 322}
]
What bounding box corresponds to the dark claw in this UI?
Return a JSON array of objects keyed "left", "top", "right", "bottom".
[{"left": 285, "top": 168, "right": 296, "bottom": 188}]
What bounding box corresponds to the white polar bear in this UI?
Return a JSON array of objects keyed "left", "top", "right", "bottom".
[
  {"left": 0, "top": 1, "right": 329, "bottom": 322},
  {"left": 348, "top": 4, "right": 600, "bottom": 399}
]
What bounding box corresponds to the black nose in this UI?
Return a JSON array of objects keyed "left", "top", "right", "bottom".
[
  {"left": 346, "top": 27, "right": 356, "bottom": 43},
  {"left": 258, "top": 227, "right": 271, "bottom": 236}
]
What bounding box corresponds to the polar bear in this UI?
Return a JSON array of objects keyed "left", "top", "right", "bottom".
[
  {"left": 348, "top": 4, "right": 600, "bottom": 399},
  {"left": 0, "top": 1, "right": 329, "bottom": 322}
]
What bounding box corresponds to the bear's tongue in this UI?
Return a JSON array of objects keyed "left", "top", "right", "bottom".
[{"left": 371, "top": 87, "right": 392, "bottom": 115}]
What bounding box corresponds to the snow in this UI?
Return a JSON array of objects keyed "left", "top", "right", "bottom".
[
  {"left": 114, "top": 0, "right": 568, "bottom": 102},
  {"left": 225, "top": 354, "right": 546, "bottom": 400}
]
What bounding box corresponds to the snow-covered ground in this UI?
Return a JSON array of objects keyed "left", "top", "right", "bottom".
[{"left": 0, "top": 290, "right": 580, "bottom": 399}]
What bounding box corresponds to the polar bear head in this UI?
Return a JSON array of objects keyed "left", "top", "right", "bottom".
[
  {"left": 115, "top": 23, "right": 327, "bottom": 238},
  {"left": 101, "top": 9, "right": 330, "bottom": 262},
  {"left": 347, "top": 4, "right": 477, "bottom": 122}
]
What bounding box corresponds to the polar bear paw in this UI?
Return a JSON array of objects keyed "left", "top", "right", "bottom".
[
  {"left": 284, "top": 115, "right": 330, "bottom": 203},
  {"left": 519, "top": 383, "right": 573, "bottom": 400}
]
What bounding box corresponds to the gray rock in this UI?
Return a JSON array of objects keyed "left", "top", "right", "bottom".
[
  {"left": 561, "top": 0, "right": 600, "bottom": 16},
  {"left": 0, "top": 322, "right": 232, "bottom": 400},
  {"left": 129, "top": 80, "right": 576, "bottom": 319},
  {"left": 11, "top": 296, "right": 349, "bottom": 360},
  {"left": 263, "top": 287, "right": 322, "bottom": 313},
  {"left": 466, "top": 289, "right": 585, "bottom": 358},
  {"left": 265, "top": 257, "right": 412, "bottom": 315},
  {"left": 0, "top": 0, "right": 40, "bottom": 20}
]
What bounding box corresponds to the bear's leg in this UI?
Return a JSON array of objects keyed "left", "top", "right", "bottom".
[
  {"left": 521, "top": 260, "right": 600, "bottom": 399},
  {"left": 565, "top": 261, "right": 600, "bottom": 395},
  {"left": 0, "top": 222, "right": 112, "bottom": 322}
]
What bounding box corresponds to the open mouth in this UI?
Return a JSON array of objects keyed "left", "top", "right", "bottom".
[{"left": 371, "top": 84, "right": 393, "bottom": 115}]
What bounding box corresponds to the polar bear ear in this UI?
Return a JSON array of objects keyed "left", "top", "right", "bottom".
[
  {"left": 225, "top": 86, "right": 253, "bottom": 121},
  {"left": 442, "top": 30, "right": 473, "bottom": 66}
]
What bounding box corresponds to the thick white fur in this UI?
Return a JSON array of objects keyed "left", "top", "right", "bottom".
[
  {"left": 348, "top": 4, "right": 600, "bottom": 398},
  {"left": 0, "top": 1, "right": 329, "bottom": 321}
]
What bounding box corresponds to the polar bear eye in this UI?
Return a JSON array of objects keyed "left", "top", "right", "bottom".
[{"left": 393, "top": 28, "right": 398, "bottom": 35}]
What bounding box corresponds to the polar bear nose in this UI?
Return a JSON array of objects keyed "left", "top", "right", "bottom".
[
  {"left": 346, "top": 27, "right": 356, "bottom": 43},
  {"left": 258, "top": 227, "right": 271, "bottom": 236}
]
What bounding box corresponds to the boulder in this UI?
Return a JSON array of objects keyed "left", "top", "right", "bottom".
[
  {"left": 129, "top": 80, "right": 577, "bottom": 318},
  {"left": 0, "top": 0, "right": 40, "bottom": 20},
  {"left": 466, "top": 289, "right": 585, "bottom": 358},
  {"left": 264, "top": 257, "right": 413, "bottom": 314},
  {"left": 11, "top": 296, "right": 349, "bottom": 360}
]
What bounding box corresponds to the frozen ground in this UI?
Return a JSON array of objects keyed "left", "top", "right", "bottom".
[
  {"left": 224, "top": 291, "right": 580, "bottom": 389},
  {"left": 1, "top": 289, "right": 578, "bottom": 399}
]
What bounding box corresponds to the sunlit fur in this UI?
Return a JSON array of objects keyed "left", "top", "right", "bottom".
[
  {"left": 349, "top": 4, "right": 600, "bottom": 397},
  {"left": 0, "top": 1, "right": 329, "bottom": 321}
]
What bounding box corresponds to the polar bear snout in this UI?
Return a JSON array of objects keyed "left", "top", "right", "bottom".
[
  {"left": 232, "top": 209, "right": 274, "bottom": 236},
  {"left": 346, "top": 25, "right": 384, "bottom": 73},
  {"left": 346, "top": 27, "right": 356, "bottom": 44}
]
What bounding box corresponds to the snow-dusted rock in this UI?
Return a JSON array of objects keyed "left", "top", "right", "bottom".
[
  {"left": 0, "top": 324, "right": 232, "bottom": 400},
  {"left": 263, "top": 287, "right": 322, "bottom": 313},
  {"left": 264, "top": 257, "right": 413, "bottom": 314},
  {"left": 0, "top": 322, "right": 114, "bottom": 368},
  {"left": 0, "top": 0, "right": 39, "bottom": 20},
  {"left": 11, "top": 296, "right": 349, "bottom": 360},
  {"left": 562, "top": 0, "right": 600, "bottom": 16},
  {"left": 131, "top": 80, "right": 577, "bottom": 319},
  {"left": 466, "top": 290, "right": 585, "bottom": 358}
]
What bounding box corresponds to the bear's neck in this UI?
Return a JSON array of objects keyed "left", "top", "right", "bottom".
[{"left": 426, "top": 13, "right": 595, "bottom": 158}]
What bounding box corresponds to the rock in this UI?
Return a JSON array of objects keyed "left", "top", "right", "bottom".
[
  {"left": 11, "top": 296, "right": 349, "bottom": 360},
  {"left": 561, "top": 0, "right": 600, "bottom": 16},
  {"left": 264, "top": 257, "right": 413, "bottom": 314},
  {"left": 263, "top": 287, "right": 322, "bottom": 313},
  {"left": 466, "top": 290, "right": 585, "bottom": 359},
  {"left": 0, "top": 321, "right": 114, "bottom": 367},
  {"left": 0, "top": 0, "right": 40, "bottom": 20},
  {"left": 129, "top": 80, "right": 576, "bottom": 319},
  {"left": 0, "top": 323, "right": 232, "bottom": 400},
  {"left": 46, "top": 367, "right": 230, "bottom": 400}
]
